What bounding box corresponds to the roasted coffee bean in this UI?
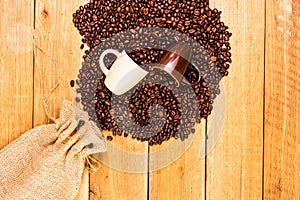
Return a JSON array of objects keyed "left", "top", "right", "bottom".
[
  {"left": 73, "top": 0, "right": 231, "bottom": 145},
  {"left": 70, "top": 80, "right": 75, "bottom": 87},
  {"left": 75, "top": 97, "right": 81, "bottom": 103},
  {"left": 107, "top": 136, "right": 113, "bottom": 141},
  {"left": 76, "top": 120, "right": 85, "bottom": 130},
  {"left": 87, "top": 143, "right": 94, "bottom": 148}
]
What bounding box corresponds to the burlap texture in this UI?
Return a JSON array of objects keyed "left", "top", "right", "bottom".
[{"left": 0, "top": 101, "right": 106, "bottom": 200}]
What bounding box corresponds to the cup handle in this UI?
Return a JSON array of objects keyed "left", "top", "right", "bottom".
[{"left": 99, "top": 49, "right": 122, "bottom": 76}]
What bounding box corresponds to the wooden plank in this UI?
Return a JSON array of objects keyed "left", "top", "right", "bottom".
[
  {"left": 206, "top": 0, "right": 264, "bottom": 199},
  {"left": 34, "top": 0, "right": 88, "bottom": 199},
  {"left": 264, "top": 0, "right": 300, "bottom": 199},
  {"left": 34, "top": 1, "right": 148, "bottom": 199},
  {"left": 90, "top": 131, "right": 148, "bottom": 200},
  {"left": 0, "top": 0, "right": 34, "bottom": 149},
  {"left": 75, "top": 168, "right": 89, "bottom": 200},
  {"left": 149, "top": 121, "right": 206, "bottom": 200},
  {"left": 33, "top": 0, "right": 84, "bottom": 125}
]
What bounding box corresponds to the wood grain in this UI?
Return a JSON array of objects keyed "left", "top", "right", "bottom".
[
  {"left": 149, "top": 121, "right": 206, "bottom": 200},
  {"left": 33, "top": 0, "right": 83, "bottom": 125},
  {"left": 264, "top": 0, "right": 300, "bottom": 199},
  {"left": 34, "top": 1, "right": 88, "bottom": 199},
  {"left": 75, "top": 168, "right": 89, "bottom": 200},
  {"left": 206, "top": 0, "right": 265, "bottom": 199},
  {"left": 0, "top": 0, "right": 34, "bottom": 149},
  {"left": 90, "top": 131, "right": 148, "bottom": 200},
  {"left": 33, "top": 1, "right": 148, "bottom": 199},
  {"left": 1, "top": 0, "right": 300, "bottom": 199}
]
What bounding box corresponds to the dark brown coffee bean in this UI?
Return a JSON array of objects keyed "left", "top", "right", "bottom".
[
  {"left": 87, "top": 143, "right": 94, "bottom": 148},
  {"left": 73, "top": 0, "right": 231, "bottom": 145},
  {"left": 70, "top": 80, "right": 75, "bottom": 87},
  {"left": 76, "top": 120, "right": 85, "bottom": 130},
  {"left": 107, "top": 136, "right": 113, "bottom": 141},
  {"left": 105, "top": 100, "right": 111, "bottom": 106},
  {"left": 189, "top": 29, "right": 196, "bottom": 34}
]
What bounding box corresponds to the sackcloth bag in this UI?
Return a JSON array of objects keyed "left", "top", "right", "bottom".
[{"left": 0, "top": 100, "right": 106, "bottom": 200}]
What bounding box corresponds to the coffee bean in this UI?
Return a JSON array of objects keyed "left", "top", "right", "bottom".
[
  {"left": 76, "top": 120, "right": 85, "bottom": 130},
  {"left": 87, "top": 143, "right": 94, "bottom": 148},
  {"left": 73, "top": 0, "right": 232, "bottom": 145},
  {"left": 107, "top": 136, "right": 113, "bottom": 141},
  {"left": 70, "top": 80, "right": 75, "bottom": 87}
]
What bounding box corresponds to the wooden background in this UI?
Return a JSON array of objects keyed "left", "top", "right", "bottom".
[{"left": 0, "top": 0, "right": 299, "bottom": 199}]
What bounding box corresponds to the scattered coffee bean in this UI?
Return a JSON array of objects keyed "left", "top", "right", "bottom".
[
  {"left": 87, "top": 143, "right": 94, "bottom": 148},
  {"left": 75, "top": 97, "right": 81, "bottom": 103},
  {"left": 70, "top": 80, "right": 75, "bottom": 87},
  {"left": 107, "top": 136, "right": 113, "bottom": 141},
  {"left": 76, "top": 120, "right": 85, "bottom": 130}
]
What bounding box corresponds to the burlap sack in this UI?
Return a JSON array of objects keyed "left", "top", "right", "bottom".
[{"left": 0, "top": 101, "right": 106, "bottom": 200}]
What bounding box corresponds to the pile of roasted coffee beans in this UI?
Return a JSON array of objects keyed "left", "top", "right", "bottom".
[{"left": 73, "top": 0, "right": 231, "bottom": 145}]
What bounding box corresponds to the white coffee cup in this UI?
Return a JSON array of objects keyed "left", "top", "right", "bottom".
[{"left": 99, "top": 49, "right": 149, "bottom": 95}]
